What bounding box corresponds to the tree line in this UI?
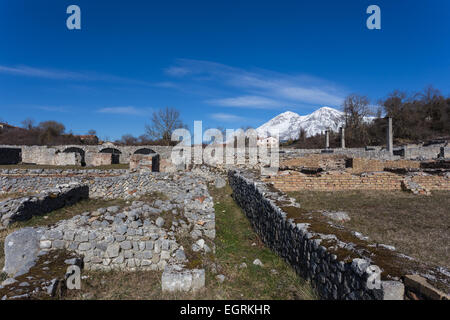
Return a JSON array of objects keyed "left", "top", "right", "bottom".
[
  {"left": 1, "top": 87, "right": 448, "bottom": 147},
  {"left": 0, "top": 107, "right": 185, "bottom": 146},
  {"left": 286, "top": 86, "right": 450, "bottom": 148}
]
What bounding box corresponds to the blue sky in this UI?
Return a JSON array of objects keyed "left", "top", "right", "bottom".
[{"left": 1, "top": 0, "right": 449, "bottom": 140}]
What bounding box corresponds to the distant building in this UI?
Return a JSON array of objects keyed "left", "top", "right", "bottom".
[
  {"left": 78, "top": 134, "right": 99, "bottom": 144},
  {"left": 0, "top": 122, "right": 20, "bottom": 130}
]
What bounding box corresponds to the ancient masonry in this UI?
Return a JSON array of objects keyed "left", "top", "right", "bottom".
[
  {"left": 0, "top": 182, "right": 88, "bottom": 226},
  {"left": 228, "top": 169, "right": 449, "bottom": 300},
  {"left": 0, "top": 139, "right": 449, "bottom": 300},
  {"left": 0, "top": 167, "right": 219, "bottom": 299}
]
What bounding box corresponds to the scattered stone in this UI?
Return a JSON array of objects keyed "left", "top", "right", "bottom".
[{"left": 253, "top": 259, "right": 263, "bottom": 267}]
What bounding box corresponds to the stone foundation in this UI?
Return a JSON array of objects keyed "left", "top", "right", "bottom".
[
  {"left": 264, "top": 171, "right": 450, "bottom": 192},
  {"left": 228, "top": 169, "right": 449, "bottom": 300},
  {"left": 0, "top": 183, "right": 88, "bottom": 226}
]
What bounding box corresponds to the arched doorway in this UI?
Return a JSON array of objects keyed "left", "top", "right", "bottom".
[
  {"left": 133, "top": 148, "right": 156, "bottom": 155},
  {"left": 63, "top": 147, "right": 86, "bottom": 166},
  {"left": 99, "top": 148, "right": 122, "bottom": 164}
]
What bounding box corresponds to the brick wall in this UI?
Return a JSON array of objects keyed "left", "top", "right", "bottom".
[
  {"left": 264, "top": 171, "right": 450, "bottom": 192},
  {"left": 348, "top": 158, "right": 421, "bottom": 173}
]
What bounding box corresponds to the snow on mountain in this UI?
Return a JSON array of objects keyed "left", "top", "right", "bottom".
[{"left": 256, "top": 107, "right": 347, "bottom": 141}]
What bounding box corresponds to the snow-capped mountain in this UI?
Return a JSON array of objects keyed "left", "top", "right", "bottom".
[{"left": 256, "top": 107, "right": 347, "bottom": 141}]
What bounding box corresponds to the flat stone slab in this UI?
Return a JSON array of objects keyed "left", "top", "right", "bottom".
[{"left": 161, "top": 266, "right": 205, "bottom": 293}]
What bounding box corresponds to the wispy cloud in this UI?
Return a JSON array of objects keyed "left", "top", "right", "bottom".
[
  {"left": 36, "top": 106, "right": 69, "bottom": 113},
  {"left": 164, "top": 66, "right": 192, "bottom": 77},
  {"left": 208, "top": 96, "right": 279, "bottom": 108},
  {"left": 0, "top": 64, "right": 157, "bottom": 87},
  {"left": 164, "top": 59, "right": 346, "bottom": 109},
  {"left": 0, "top": 65, "right": 87, "bottom": 80},
  {"left": 210, "top": 113, "right": 245, "bottom": 122},
  {"left": 97, "top": 106, "right": 153, "bottom": 115}
]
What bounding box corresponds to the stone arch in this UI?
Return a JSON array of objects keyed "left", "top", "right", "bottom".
[
  {"left": 99, "top": 147, "right": 122, "bottom": 154},
  {"left": 63, "top": 147, "right": 86, "bottom": 166},
  {"left": 134, "top": 148, "right": 156, "bottom": 155},
  {"left": 99, "top": 147, "right": 121, "bottom": 164}
]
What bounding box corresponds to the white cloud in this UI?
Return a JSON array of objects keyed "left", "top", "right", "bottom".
[
  {"left": 165, "top": 59, "right": 346, "bottom": 108},
  {"left": 0, "top": 65, "right": 87, "bottom": 80},
  {"left": 0, "top": 64, "right": 156, "bottom": 87},
  {"left": 37, "top": 106, "right": 69, "bottom": 112},
  {"left": 210, "top": 113, "right": 245, "bottom": 122},
  {"left": 164, "top": 66, "right": 191, "bottom": 77},
  {"left": 208, "top": 96, "right": 279, "bottom": 108},
  {"left": 97, "top": 106, "right": 152, "bottom": 115}
]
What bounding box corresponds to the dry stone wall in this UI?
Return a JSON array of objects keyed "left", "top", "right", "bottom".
[
  {"left": 228, "top": 169, "right": 450, "bottom": 300},
  {"left": 1, "top": 169, "right": 218, "bottom": 298},
  {"left": 0, "top": 182, "right": 88, "bottom": 226}
]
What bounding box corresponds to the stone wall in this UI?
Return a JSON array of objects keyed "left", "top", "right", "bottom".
[
  {"left": 3, "top": 145, "right": 173, "bottom": 164},
  {"left": 85, "top": 152, "right": 112, "bottom": 167},
  {"left": 347, "top": 158, "right": 420, "bottom": 173},
  {"left": 0, "top": 183, "right": 88, "bottom": 226},
  {"left": 1, "top": 170, "right": 217, "bottom": 297},
  {"left": 228, "top": 169, "right": 406, "bottom": 300},
  {"left": 21, "top": 147, "right": 81, "bottom": 166},
  {"left": 0, "top": 148, "right": 21, "bottom": 165},
  {"left": 263, "top": 171, "right": 450, "bottom": 192},
  {"left": 129, "top": 154, "right": 160, "bottom": 171}
]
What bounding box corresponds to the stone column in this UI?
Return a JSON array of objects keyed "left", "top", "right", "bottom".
[
  {"left": 325, "top": 130, "right": 330, "bottom": 149},
  {"left": 340, "top": 127, "right": 345, "bottom": 149},
  {"left": 386, "top": 117, "right": 393, "bottom": 155}
]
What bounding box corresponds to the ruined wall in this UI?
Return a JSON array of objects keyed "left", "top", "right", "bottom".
[
  {"left": 346, "top": 158, "right": 420, "bottom": 173},
  {"left": 228, "top": 169, "right": 405, "bottom": 300},
  {"left": 0, "top": 148, "right": 21, "bottom": 165},
  {"left": 280, "top": 154, "right": 347, "bottom": 170},
  {"left": 129, "top": 154, "right": 160, "bottom": 171},
  {"left": 85, "top": 152, "right": 112, "bottom": 167},
  {"left": 264, "top": 171, "right": 450, "bottom": 192},
  {"left": 0, "top": 183, "right": 88, "bottom": 226},
  {"left": 21, "top": 147, "right": 81, "bottom": 166},
  {"left": 404, "top": 146, "right": 450, "bottom": 160}
]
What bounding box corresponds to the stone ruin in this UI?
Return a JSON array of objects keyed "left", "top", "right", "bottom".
[
  {"left": 0, "top": 136, "right": 449, "bottom": 300},
  {"left": 0, "top": 165, "right": 220, "bottom": 299}
]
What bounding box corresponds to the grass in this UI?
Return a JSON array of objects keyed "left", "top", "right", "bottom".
[
  {"left": 288, "top": 190, "right": 450, "bottom": 268},
  {"left": 0, "top": 164, "right": 128, "bottom": 170},
  {"left": 64, "top": 184, "right": 317, "bottom": 300},
  {"left": 0, "top": 183, "right": 316, "bottom": 300}
]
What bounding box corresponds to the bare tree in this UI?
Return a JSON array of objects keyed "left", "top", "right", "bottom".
[
  {"left": 343, "top": 94, "right": 372, "bottom": 128},
  {"left": 88, "top": 129, "right": 97, "bottom": 135},
  {"left": 145, "top": 107, "right": 186, "bottom": 145},
  {"left": 120, "top": 134, "right": 138, "bottom": 145},
  {"left": 21, "top": 118, "right": 35, "bottom": 130},
  {"left": 342, "top": 94, "right": 374, "bottom": 146}
]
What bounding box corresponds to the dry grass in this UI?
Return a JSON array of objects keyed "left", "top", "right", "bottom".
[{"left": 288, "top": 190, "right": 450, "bottom": 268}]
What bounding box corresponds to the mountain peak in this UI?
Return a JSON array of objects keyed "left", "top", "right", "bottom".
[{"left": 256, "top": 106, "right": 345, "bottom": 140}]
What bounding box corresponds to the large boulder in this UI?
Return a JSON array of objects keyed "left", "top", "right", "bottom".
[{"left": 3, "top": 227, "right": 44, "bottom": 277}]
